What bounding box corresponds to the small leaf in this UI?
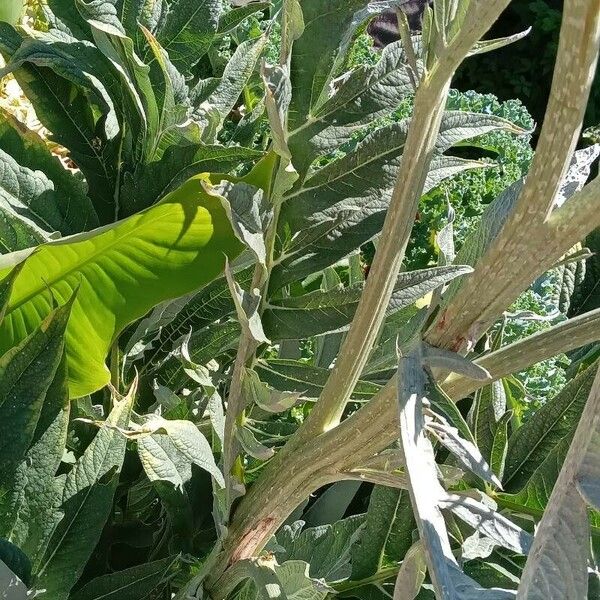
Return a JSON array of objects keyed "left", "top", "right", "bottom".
[
  {"left": 243, "top": 368, "right": 301, "bottom": 413},
  {"left": 393, "top": 541, "right": 427, "bottom": 600},
  {"left": 237, "top": 425, "right": 275, "bottom": 461},
  {"left": 427, "top": 420, "right": 503, "bottom": 488},
  {"left": 225, "top": 259, "right": 270, "bottom": 345},
  {"left": 138, "top": 415, "right": 225, "bottom": 487}
]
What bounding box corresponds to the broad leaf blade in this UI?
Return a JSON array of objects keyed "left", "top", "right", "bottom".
[{"left": 0, "top": 176, "right": 243, "bottom": 397}]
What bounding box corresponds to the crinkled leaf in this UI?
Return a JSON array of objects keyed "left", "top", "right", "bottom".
[
  {"left": 276, "top": 516, "right": 365, "bottom": 582},
  {"left": 34, "top": 385, "right": 134, "bottom": 599}
]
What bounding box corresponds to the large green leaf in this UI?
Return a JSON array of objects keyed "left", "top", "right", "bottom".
[
  {"left": 0, "top": 0, "right": 23, "bottom": 24},
  {"left": 287, "top": 0, "right": 365, "bottom": 131},
  {"left": 351, "top": 486, "right": 415, "bottom": 582},
  {"left": 0, "top": 176, "right": 243, "bottom": 397},
  {"left": 502, "top": 362, "right": 598, "bottom": 492},
  {"left": 157, "top": 0, "right": 221, "bottom": 72},
  {"left": 0, "top": 303, "right": 70, "bottom": 567},
  {"left": 288, "top": 40, "right": 413, "bottom": 178},
  {"left": 34, "top": 385, "right": 134, "bottom": 599}
]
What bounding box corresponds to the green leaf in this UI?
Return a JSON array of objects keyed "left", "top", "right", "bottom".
[
  {"left": 263, "top": 266, "right": 472, "bottom": 340},
  {"left": 0, "top": 0, "right": 23, "bottom": 24},
  {"left": 69, "top": 555, "right": 178, "bottom": 600},
  {"left": 0, "top": 28, "right": 124, "bottom": 222},
  {"left": 136, "top": 415, "right": 224, "bottom": 487},
  {"left": 503, "top": 362, "right": 598, "bottom": 491},
  {"left": 120, "top": 144, "right": 262, "bottom": 217},
  {"left": 34, "top": 385, "right": 134, "bottom": 600},
  {"left": 0, "top": 300, "right": 71, "bottom": 551},
  {"left": 229, "top": 560, "right": 331, "bottom": 600},
  {"left": 155, "top": 321, "right": 241, "bottom": 389},
  {"left": 490, "top": 412, "right": 512, "bottom": 482},
  {"left": 287, "top": 0, "right": 365, "bottom": 131},
  {"left": 276, "top": 516, "right": 365, "bottom": 583},
  {"left": 275, "top": 112, "right": 515, "bottom": 287},
  {"left": 0, "top": 108, "right": 98, "bottom": 240},
  {"left": 1, "top": 355, "right": 70, "bottom": 569},
  {"left": 0, "top": 176, "right": 243, "bottom": 397},
  {"left": 158, "top": 0, "right": 221, "bottom": 71},
  {"left": 217, "top": 2, "right": 270, "bottom": 34},
  {"left": 288, "top": 40, "right": 413, "bottom": 177},
  {"left": 351, "top": 487, "right": 415, "bottom": 580},
  {"left": 196, "top": 35, "right": 266, "bottom": 139},
  {"left": 516, "top": 365, "right": 600, "bottom": 600},
  {"left": 470, "top": 381, "right": 508, "bottom": 467},
  {"left": 392, "top": 541, "right": 427, "bottom": 600},
  {"left": 255, "top": 359, "right": 380, "bottom": 401}
]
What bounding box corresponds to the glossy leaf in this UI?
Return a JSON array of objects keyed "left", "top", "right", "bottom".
[{"left": 0, "top": 176, "right": 243, "bottom": 397}]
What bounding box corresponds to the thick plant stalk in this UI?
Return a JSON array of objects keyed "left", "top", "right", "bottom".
[
  {"left": 210, "top": 305, "right": 600, "bottom": 574},
  {"left": 300, "top": 0, "right": 513, "bottom": 436},
  {"left": 426, "top": 0, "right": 600, "bottom": 351},
  {"left": 443, "top": 306, "right": 600, "bottom": 399}
]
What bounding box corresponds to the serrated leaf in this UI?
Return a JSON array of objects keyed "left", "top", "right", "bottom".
[
  {"left": 503, "top": 363, "right": 597, "bottom": 491},
  {"left": 34, "top": 384, "right": 134, "bottom": 599},
  {"left": 287, "top": 0, "right": 365, "bottom": 132},
  {"left": 0, "top": 24, "right": 119, "bottom": 221},
  {"left": 275, "top": 112, "right": 515, "bottom": 287},
  {"left": 0, "top": 108, "right": 98, "bottom": 241},
  {"left": 0, "top": 176, "right": 243, "bottom": 398},
  {"left": 264, "top": 265, "right": 472, "bottom": 340}
]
